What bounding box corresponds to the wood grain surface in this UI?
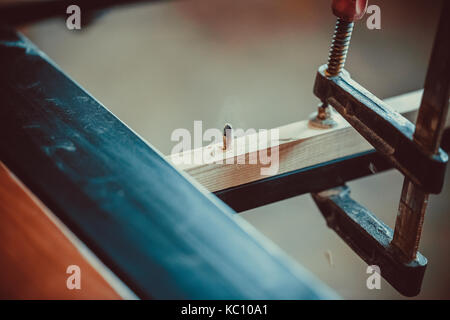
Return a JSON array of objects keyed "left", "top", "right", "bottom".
[{"left": 0, "top": 162, "right": 123, "bottom": 300}]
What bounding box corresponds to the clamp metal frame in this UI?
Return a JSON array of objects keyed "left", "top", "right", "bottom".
[{"left": 311, "top": 2, "right": 450, "bottom": 296}]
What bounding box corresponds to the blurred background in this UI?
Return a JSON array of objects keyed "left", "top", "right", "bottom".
[{"left": 8, "top": 0, "right": 449, "bottom": 299}]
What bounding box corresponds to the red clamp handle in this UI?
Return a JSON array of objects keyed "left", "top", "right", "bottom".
[{"left": 332, "top": 0, "right": 368, "bottom": 22}]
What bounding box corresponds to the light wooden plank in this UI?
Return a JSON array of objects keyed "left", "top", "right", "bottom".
[{"left": 167, "top": 90, "right": 449, "bottom": 193}]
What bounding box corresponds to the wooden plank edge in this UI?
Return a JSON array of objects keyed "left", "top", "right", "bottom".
[{"left": 0, "top": 161, "right": 138, "bottom": 300}]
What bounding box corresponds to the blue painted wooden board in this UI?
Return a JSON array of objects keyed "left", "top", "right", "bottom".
[{"left": 0, "top": 29, "right": 336, "bottom": 299}]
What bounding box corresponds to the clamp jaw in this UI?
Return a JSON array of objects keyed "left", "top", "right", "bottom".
[
  {"left": 314, "top": 65, "right": 448, "bottom": 194},
  {"left": 312, "top": 186, "right": 427, "bottom": 296}
]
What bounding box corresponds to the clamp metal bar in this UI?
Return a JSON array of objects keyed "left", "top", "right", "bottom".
[{"left": 392, "top": 1, "right": 450, "bottom": 261}]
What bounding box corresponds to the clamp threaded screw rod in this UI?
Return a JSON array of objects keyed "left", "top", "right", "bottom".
[
  {"left": 326, "top": 18, "right": 355, "bottom": 77},
  {"left": 309, "top": 0, "right": 368, "bottom": 129}
]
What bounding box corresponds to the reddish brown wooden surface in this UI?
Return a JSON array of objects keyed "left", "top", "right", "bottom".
[{"left": 0, "top": 162, "right": 122, "bottom": 299}]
